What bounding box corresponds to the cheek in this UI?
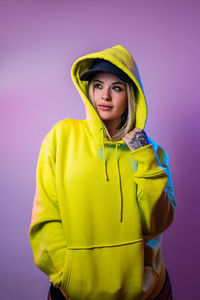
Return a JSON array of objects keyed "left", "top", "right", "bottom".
[
  {"left": 93, "top": 90, "right": 100, "bottom": 104},
  {"left": 117, "top": 95, "right": 128, "bottom": 112}
]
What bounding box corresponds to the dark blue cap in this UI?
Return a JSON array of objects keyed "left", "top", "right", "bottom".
[{"left": 79, "top": 58, "right": 135, "bottom": 87}]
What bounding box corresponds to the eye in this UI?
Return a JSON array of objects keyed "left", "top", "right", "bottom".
[
  {"left": 112, "top": 85, "right": 123, "bottom": 92},
  {"left": 94, "top": 83, "right": 102, "bottom": 89}
]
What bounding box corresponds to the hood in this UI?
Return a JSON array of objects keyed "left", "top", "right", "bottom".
[{"left": 71, "top": 45, "right": 147, "bottom": 143}]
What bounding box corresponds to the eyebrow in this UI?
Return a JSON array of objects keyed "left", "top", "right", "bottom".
[{"left": 93, "top": 79, "right": 125, "bottom": 85}]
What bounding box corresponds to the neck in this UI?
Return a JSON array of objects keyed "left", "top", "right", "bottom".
[{"left": 103, "top": 119, "right": 120, "bottom": 137}]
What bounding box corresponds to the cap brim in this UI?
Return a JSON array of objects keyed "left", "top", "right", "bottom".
[{"left": 79, "top": 70, "right": 99, "bottom": 81}]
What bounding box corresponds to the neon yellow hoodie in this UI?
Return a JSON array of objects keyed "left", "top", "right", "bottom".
[{"left": 29, "top": 45, "right": 176, "bottom": 300}]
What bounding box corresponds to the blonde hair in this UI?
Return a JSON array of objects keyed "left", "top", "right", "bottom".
[{"left": 88, "top": 80, "right": 137, "bottom": 141}]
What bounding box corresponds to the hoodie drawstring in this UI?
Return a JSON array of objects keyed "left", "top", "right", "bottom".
[
  {"left": 100, "top": 128, "right": 123, "bottom": 222},
  {"left": 101, "top": 128, "right": 108, "bottom": 181},
  {"left": 115, "top": 144, "right": 123, "bottom": 222}
]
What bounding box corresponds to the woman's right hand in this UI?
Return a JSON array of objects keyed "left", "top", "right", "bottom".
[{"left": 122, "top": 128, "right": 149, "bottom": 151}]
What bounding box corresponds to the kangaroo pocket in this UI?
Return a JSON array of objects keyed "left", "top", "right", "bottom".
[{"left": 61, "top": 241, "right": 144, "bottom": 300}]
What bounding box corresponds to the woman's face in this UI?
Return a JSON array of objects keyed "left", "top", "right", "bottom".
[{"left": 91, "top": 72, "right": 128, "bottom": 127}]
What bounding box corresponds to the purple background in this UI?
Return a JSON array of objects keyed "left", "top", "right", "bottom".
[{"left": 1, "top": 0, "right": 199, "bottom": 299}]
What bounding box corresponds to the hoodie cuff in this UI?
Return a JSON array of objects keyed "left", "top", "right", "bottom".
[{"left": 130, "top": 144, "right": 166, "bottom": 177}]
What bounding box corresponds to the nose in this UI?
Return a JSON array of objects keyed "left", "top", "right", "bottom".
[{"left": 101, "top": 88, "right": 111, "bottom": 101}]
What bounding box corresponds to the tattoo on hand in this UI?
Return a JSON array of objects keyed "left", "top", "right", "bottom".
[{"left": 129, "top": 131, "right": 149, "bottom": 150}]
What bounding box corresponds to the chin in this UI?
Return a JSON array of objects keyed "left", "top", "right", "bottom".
[
  {"left": 100, "top": 116, "right": 114, "bottom": 121},
  {"left": 98, "top": 112, "right": 111, "bottom": 119}
]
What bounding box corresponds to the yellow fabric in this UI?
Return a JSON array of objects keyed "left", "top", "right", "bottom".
[{"left": 29, "top": 45, "right": 176, "bottom": 299}]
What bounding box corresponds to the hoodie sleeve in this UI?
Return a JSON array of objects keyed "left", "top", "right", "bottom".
[
  {"left": 29, "top": 138, "right": 67, "bottom": 287},
  {"left": 131, "top": 143, "right": 176, "bottom": 237}
]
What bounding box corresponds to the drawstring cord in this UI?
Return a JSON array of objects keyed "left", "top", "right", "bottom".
[
  {"left": 116, "top": 144, "right": 123, "bottom": 222},
  {"left": 100, "top": 128, "right": 108, "bottom": 181},
  {"left": 100, "top": 128, "right": 123, "bottom": 222}
]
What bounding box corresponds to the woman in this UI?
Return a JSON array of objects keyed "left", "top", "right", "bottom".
[{"left": 29, "top": 45, "right": 176, "bottom": 300}]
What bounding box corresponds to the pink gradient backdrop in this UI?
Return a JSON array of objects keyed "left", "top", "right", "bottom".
[{"left": 1, "top": 0, "right": 199, "bottom": 299}]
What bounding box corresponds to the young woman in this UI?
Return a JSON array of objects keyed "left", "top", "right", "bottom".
[{"left": 29, "top": 45, "right": 176, "bottom": 300}]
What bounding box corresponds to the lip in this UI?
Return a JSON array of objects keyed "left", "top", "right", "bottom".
[{"left": 98, "top": 105, "right": 113, "bottom": 110}]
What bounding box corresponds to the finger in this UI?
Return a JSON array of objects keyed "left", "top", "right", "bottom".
[
  {"left": 127, "top": 128, "right": 142, "bottom": 136},
  {"left": 135, "top": 128, "right": 142, "bottom": 131},
  {"left": 122, "top": 137, "right": 129, "bottom": 143},
  {"left": 121, "top": 134, "right": 129, "bottom": 140},
  {"left": 121, "top": 136, "right": 128, "bottom": 142},
  {"left": 130, "top": 128, "right": 142, "bottom": 133},
  {"left": 126, "top": 132, "right": 135, "bottom": 139},
  {"left": 122, "top": 128, "right": 143, "bottom": 140},
  {"left": 126, "top": 131, "right": 139, "bottom": 139}
]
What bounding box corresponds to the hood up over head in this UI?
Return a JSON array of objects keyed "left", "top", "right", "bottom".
[{"left": 71, "top": 45, "right": 148, "bottom": 143}]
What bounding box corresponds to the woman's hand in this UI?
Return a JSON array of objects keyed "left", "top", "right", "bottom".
[{"left": 122, "top": 128, "right": 149, "bottom": 151}]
